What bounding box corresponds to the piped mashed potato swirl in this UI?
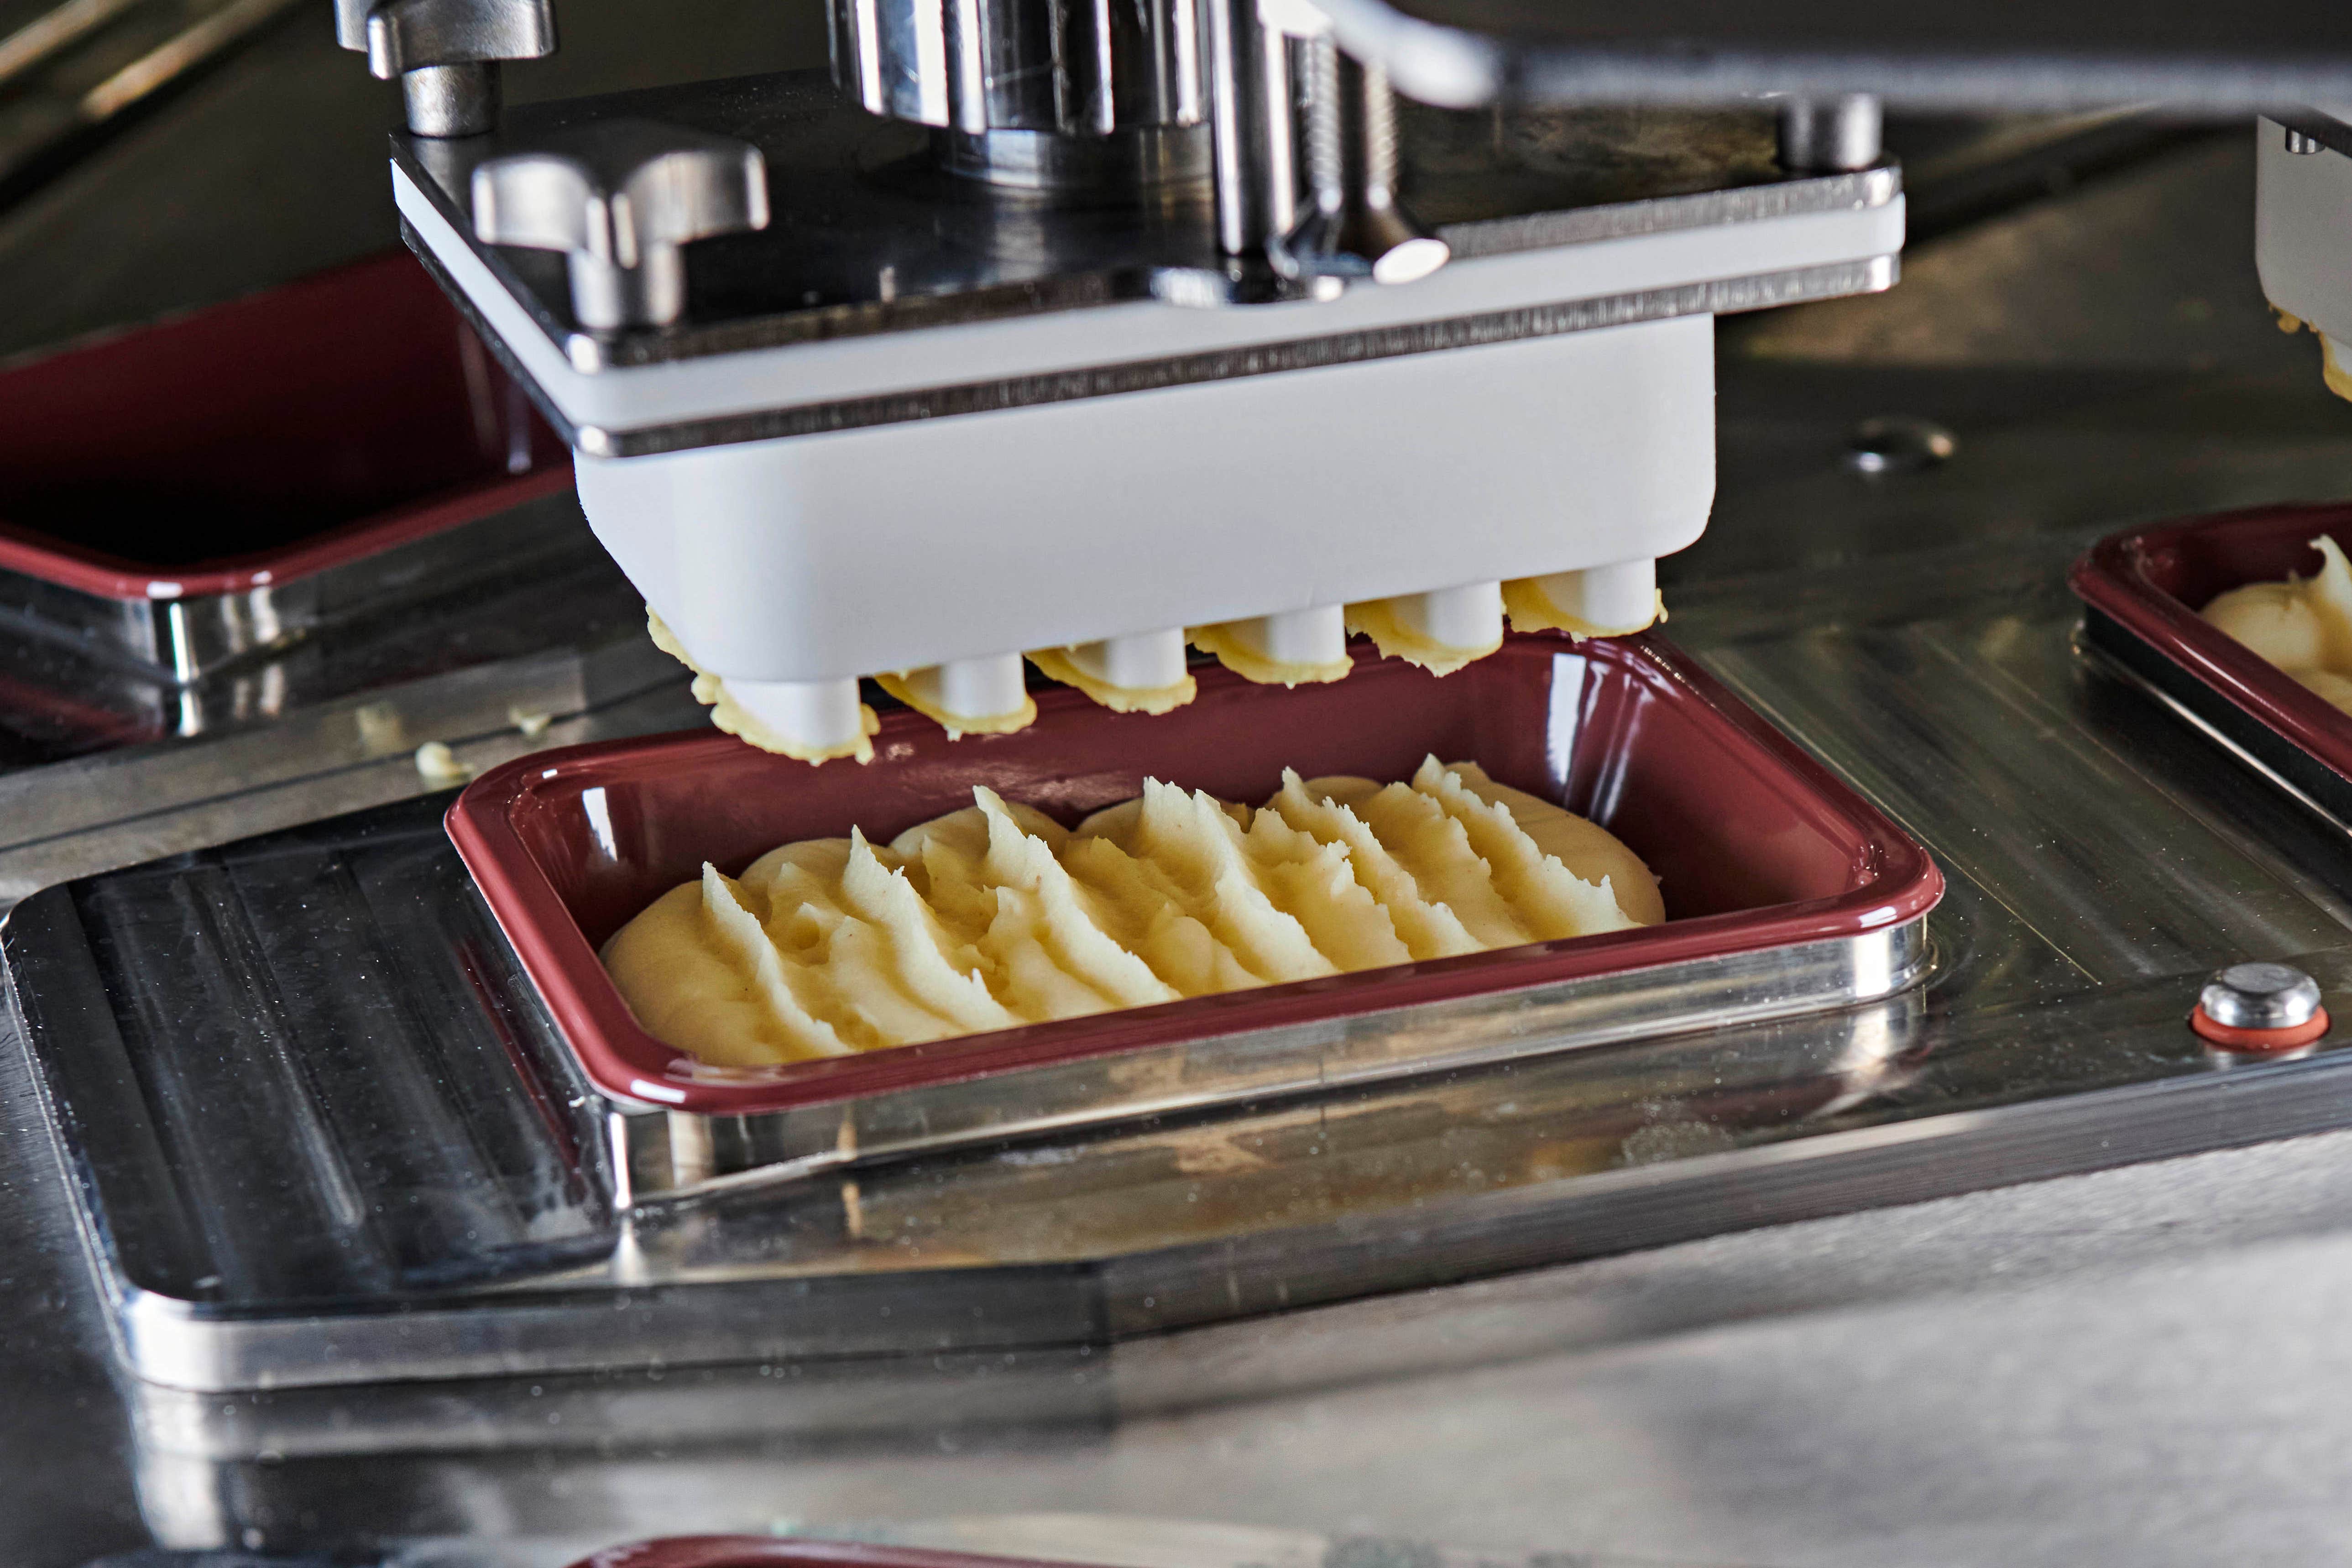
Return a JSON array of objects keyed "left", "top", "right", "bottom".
[
  {"left": 603, "top": 758, "right": 1663, "bottom": 1068},
  {"left": 2201, "top": 535, "right": 2352, "bottom": 714}
]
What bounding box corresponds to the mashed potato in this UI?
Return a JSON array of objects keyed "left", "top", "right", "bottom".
[
  {"left": 603, "top": 758, "right": 1662, "bottom": 1067},
  {"left": 2201, "top": 536, "right": 2352, "bottom": 715}
]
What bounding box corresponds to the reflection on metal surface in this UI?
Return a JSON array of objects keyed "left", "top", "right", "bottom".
[
  {"left": 0, "top": 558, "right": 693, "bottom": 901},
  {"left": 0, "top": 0, "right": 304, "bottom": 196}
]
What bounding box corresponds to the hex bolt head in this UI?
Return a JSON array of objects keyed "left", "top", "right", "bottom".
[
  {"left": 471, "top": 120, "right": 770, "bottom": 329},
  {"left": 2192, "top": 962, "right": 2330, "bottom": 1053}
]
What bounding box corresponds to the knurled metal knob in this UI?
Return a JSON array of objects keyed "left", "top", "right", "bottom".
[
  {"left": 471, "top": 120, "right": 770, "bottom": 330},
  {"left": 2192, "top": 962, "right": 2330, "bottom": 1052},
  {"left": 335, "top": 0, "right": 556, "bottom": 137}
]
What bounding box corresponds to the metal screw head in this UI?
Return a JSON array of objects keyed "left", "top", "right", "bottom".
[
  {"left": 1844, "top": 415, "right": 1957, "bottom": 475},
  {"left": 2200, "top": 963, "right": 2324, "bottom": 1031}
]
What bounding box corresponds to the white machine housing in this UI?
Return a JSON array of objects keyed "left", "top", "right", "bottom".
[
  {"left": 2258, "top": 112, "right": 2352, "bottom": 396},
  {"left": 400, "top": 156, "right": 1902, "bottom": 746}
]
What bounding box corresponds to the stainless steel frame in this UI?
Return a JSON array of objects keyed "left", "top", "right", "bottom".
[
  {"left": 392, "top": 74, "right": 1903, "bottom": 459},
  {"left": 23, "top": 515, "right": 2352, "bottom": 1413}
]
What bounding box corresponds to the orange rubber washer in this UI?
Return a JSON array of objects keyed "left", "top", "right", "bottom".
[{"left": 2190, "top": 1004, "right": 2331, "bottom": 1053}]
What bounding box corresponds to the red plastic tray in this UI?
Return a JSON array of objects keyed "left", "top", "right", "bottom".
[
  {"left": 570, "top": 1542, "right": 1059, "bottom": 1568},
  {"left": 449, "top": 632, "right": 1943, "bottom": 1117},
  {"left": 0, "top": 249, "right": 570, "bottom": 599},
  {"left": 2071, "top": 502, "right": 2352, "bottom": 807}
]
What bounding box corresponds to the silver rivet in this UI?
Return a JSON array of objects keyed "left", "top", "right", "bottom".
[
  {"left": 2286, "top": 128, "right": 2325, "bottom": 156},
  {"left": 2200, "top": 963, "right": 2323, "bottom": 1031}
]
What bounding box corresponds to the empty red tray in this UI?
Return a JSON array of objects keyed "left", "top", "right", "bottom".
[
  {"left": 2072, "top": 502, "right": 2352, "bottom": 822},
  {"left": 449, "top": 632, "right": 1939, "bottom": 1192},
  {"left": 0, "top": 249, "right": 574, "bottom": 678}
]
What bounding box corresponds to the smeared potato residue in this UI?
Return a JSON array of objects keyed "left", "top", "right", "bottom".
[{"left": 604, "top": 758, "right": 1662, "bottom": 1067}]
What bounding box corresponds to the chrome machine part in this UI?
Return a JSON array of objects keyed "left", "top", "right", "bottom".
[
  {"left": 470, "top": 120, "right": 769, "bottom": 328},
  {"left": 1201, "top": 0, "right": 1298, "bottom": 256},
  {"left": 1778, "top": 92, "right": 1883, "bottom": 172},
  {"left": 829, "top": 0, "right": 1205, "bottom": 137},
  {"left": 334, "top": 0, "right": 556, "bottom": 137},
  {"left": 1278, "top": 35, "right": 1448, "bottom": 283},
  {"left": 933, "top": 124, "right": 1211, "bottom": 190},
  {"left": 386, "top": 77, "right": 1902, "bottom": 451},
  {"left": 2200, "top": 962, "right": 2325, "bottom": 1031}
]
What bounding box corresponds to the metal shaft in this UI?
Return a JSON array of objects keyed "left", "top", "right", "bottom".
[
  {"left": 401, "top": 59, "right": 500, "bottom": 136},
  {"left": 1202, "top": 0, "right": 1294, "bottom": 255},
  {"left": 1777, "top": 93, "right": 1882, "bottom": 172}
]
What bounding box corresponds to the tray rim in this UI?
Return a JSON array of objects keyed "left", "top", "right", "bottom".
[
  {"left": 0, "top": 248, "right": 572, "bottom": 603},
  {"left": 2068, "top": 500, "right": 2352, "bottom": 796},
  {"left": 562, "top": 1540, "right": 1067, "bottom": 1568},
  {"left": 446, "top": 631, "right": 1945, "bottom": 1119},
  {"left": 0, "top": 465, "right": 575, "bottom": 603}
]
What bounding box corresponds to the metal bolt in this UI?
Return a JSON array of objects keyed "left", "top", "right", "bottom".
[
  {"left": 1778, "top": 94, "right": 1882, "bottom": 173},
  {"left": 2286, "top": 127, "right": 2325, "bottom": 155},
  {"left": 2200, "top": 963, "right": 2324, "bottom": 1031},
  {"left": 1844, "top": 415, "right": 1956, "bottom": 475},
  {"left": 1274, "top": 37, "right": 1448, "bottom": 285},
  {"left": 335, "top": 0, "right": 556, "bottom": 138}
]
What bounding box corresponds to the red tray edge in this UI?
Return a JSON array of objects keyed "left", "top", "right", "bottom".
[
  {"left": 2069, "top": 501, "right": 2352, "bottom": 786},
  {"left": 0, "top": 464, "right": 574, "bottom": 602},
  {"left": 449, "top": 635, "right": 1945, "bottom": 1118},
  {"left": 571, "top": 1539, "right": 1068, "bottom": 1568}
]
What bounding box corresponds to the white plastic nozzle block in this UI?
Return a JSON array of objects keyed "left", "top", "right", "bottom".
[
  {"left": 2257, "top": 115, "right": 2352, "bottom": 393},
  {"left": 896, "top": 653, "right": 1029, "bottom": 722},
  {"left": 576, "top": 316, "right": 1715, "bottom": 685},
  {"left": 1390, "top": 581, "right": 1503, "bottom": 648},
  {"left": 724, "top": 676, "right": 868, "bottom": 751},
  {"left": 1526, "top": 559, "right": 1657, "bottom": 632},
  {"left": 1223, "top": 605, "right": 1348, "bottom": 666},
  {"left": 1064, "top": 629, "right": 1188, "bottom": 689}
]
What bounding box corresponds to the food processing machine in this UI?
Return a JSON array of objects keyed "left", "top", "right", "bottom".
[
  {"left": 28, "top": 2, "right": 2352, "bottom": 1563},
  {"left": 341, "top": 0, "right": 1906, "bottom": 753}
]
